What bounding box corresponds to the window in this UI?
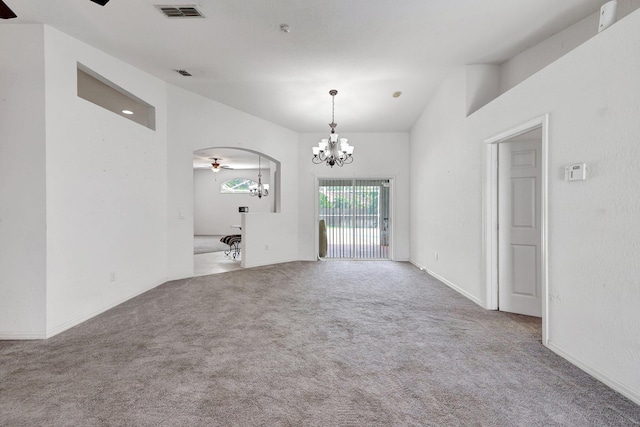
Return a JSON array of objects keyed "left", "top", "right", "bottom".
[{"left": 220, "top": 178, "right": 269, "bottom": 194}]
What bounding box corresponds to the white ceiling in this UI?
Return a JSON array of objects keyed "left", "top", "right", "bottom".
[
  {"left": 193, "top": 147, "right": 273, "bottom": 170},
  {"left": 3, "top": 0, "right": 603, "bottom": 135}
]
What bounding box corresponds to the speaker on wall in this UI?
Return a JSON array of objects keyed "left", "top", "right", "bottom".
[{"left": 598, "top": 0, "right": 617, "bottom": 32}]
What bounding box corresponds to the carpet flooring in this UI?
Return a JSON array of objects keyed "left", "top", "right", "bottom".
[
  {"left": 0, "top": 261, "right": 638, "bottom": 426},
  {"left": 194, "top": 235, "right": 230, "bottom": 254}
]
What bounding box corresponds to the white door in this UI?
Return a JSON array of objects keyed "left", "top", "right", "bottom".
[{"left": 498, "top": 138, "right": 542, "bottom": 317}]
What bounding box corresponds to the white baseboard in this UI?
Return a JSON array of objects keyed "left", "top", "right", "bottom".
[
  {"left": 547, "top": 341, "right": 640, "bottom": 406},
  {"left": 410, "top": 260, "right": 485, "bottom": 308},
  {"left": 0, "top": 331, "right": 47, "bottom": 340},
  {"left": 166, "top": 273, "right": 192, "bottom": 282},
  {"left": 243, "top": 257, "right": 299, "bottom": 269},
  {"left": 45, "top": 277, "right": 168, "bottom": 339},
  {"left": 426, "top": 269, "right": 485, "bottom": 308}
]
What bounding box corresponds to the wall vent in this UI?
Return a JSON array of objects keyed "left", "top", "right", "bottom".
[
  {"left": 175, "top": 69, "right": 193, "bottom": 77},
  {"left": 156, "top": 5, "right": 204, "bottom": 18}
]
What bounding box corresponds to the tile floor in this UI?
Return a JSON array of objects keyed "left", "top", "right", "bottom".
[{"left": 193, "top": 251, "right": 242, "bottom": 276}]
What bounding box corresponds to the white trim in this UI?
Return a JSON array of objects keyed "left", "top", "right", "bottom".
[
  {"left": 0, "top": 331, "right": 47, "bottom": 340},
  {"left": 410, "top": 260, "right": 486, "bottom": 308},
  {"left": 547, "top": 341, "right": 640, "bottom": 406},
  {"left": 241, "top": 257, "right": 299, "bottom": 269},
  {"left": 45, "top": 277, "right": 168, "bottom": 339},
  {"left": 483, "top": 144, "right": 499, "bottom": 310},
  {"left": 483, "top": 114, "right": 550, "bottom": 346},
  {"left": 427, "top": 268, "right": 485, "bottom": 308},
  {"left": 389, "top": 177, "right": 396, "bottom": 261},
  {"left": 314, "top": 177, "right": 320, "bottom": 260}
]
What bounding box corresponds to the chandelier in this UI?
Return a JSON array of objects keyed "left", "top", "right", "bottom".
[
  {"left": 312, "top": 89, "right": 354, "bottom": 167},
  {"left": 249, "top": 156, "right": 269, "bottom": 199}
]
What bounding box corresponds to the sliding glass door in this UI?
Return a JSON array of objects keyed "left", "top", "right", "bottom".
[{"left": 318, "top": 179, "right": 390, "bottom": 259}]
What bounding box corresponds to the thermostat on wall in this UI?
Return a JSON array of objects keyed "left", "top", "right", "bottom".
[{"left": 565, "top": 163, "right": 587, "bottom": 181}]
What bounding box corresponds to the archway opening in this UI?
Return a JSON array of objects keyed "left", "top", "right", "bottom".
[{"left": 192, "top": 147, "right": 280, "bottom": 275}]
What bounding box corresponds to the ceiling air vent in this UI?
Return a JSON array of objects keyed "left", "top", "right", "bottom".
[
  {"left": 175, "top": 69, "right": 192, "bottom": 77},
  {"left": 156, "top": 5, "right": 204, "bottom": 18}
]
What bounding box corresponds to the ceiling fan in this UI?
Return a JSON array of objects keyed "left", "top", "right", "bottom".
[
  {"left": 210, "top": 158, "right": 233, "bottom": 173},
  {"left": 0, "top": 0, "right": 110, "bottom": 19}
]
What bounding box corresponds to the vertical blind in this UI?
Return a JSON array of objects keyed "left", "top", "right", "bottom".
[{"left": 319, "top": 179, "right": 390, "bottom": 259}]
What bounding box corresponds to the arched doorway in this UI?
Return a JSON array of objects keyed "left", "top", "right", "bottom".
[{"left": 192, "top": 147, "right": 280, "bottom": 275}]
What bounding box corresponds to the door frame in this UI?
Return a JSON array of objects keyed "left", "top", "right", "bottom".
[
  {"left": 314, "top": 177, "right": 395, "bottom": 261},
  {"left": 483, "top": 114, "right": 549, "bottom": 345}
]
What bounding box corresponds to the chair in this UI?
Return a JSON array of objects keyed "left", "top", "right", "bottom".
[{"left": 220, "top": 234, "right": 242, "bottom": 259}]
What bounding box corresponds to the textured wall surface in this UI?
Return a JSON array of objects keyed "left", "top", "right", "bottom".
[
  {"left": 0, "top": 25, "right": 47, "bottom": 338},
  {"left": 410, "top": 9, "right": 640, "bottom": 403},
  {"left": 297, "top": 132, "right": 411, "bottom": 262},
  {"left": 167, "top": 85, "right": 300, "bottom": 276},
  {"left": 43, "top": 26, "right": 169, "bottom": 336},
  {"left": 193, "top": 168, "right": 272, "bottom": 236}
]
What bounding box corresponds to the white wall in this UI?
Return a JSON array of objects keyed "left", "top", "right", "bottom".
[
  {"left": 0, "top": 25, "right": 47, "bottom": 338},
  {"left": 167, "top": 86, "right": 299, "bottom": 277},
  {"left": 193, "top": 167, "right": 271, "bottom": 235},
  {"left": 410, "top": 10, "right": 640, "bottom": 404},
  {"left": 466, "top": 64, "right": 500, "bottom": 115},
  {"left": 409, "top": 69, "right": 485, "bottom": 304},
  {"left": 43, "top": 27, "right": 169, "bottom": 336},
  {"left": 500, "top": 0, "right": 640, "bottom": 94},
  {"left": 297, "top": 132, "right": 410, "bottom": 262}
]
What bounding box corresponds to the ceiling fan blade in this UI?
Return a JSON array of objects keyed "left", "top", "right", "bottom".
[
  {"left": 0, "top": 0, "right": 17, "bottom": 19},
  {"left": 0, "top": 0, "right": 108, "bottom": 19}
]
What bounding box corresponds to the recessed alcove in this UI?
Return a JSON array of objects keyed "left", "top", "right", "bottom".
[{"left": 77, "top": 63, "right": 156, "bottom": 130}]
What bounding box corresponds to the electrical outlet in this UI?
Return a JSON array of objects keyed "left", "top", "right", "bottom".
[{"left": 434, "top": 252, "right": 438, "bottom": 261}]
